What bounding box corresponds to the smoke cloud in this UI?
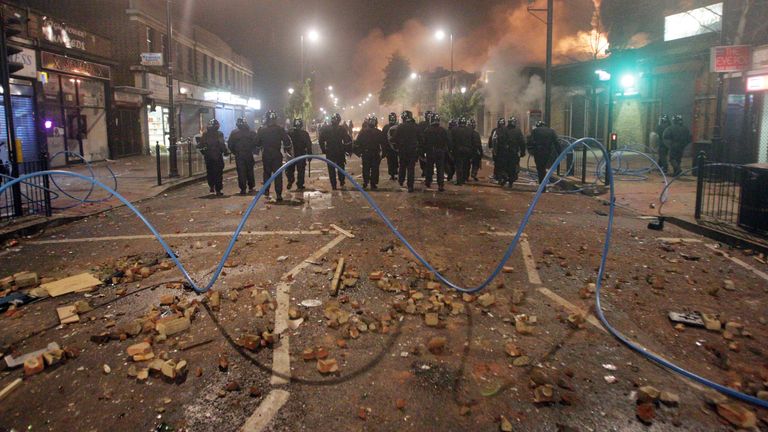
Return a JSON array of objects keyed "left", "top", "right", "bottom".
[{"left": 351, "top": 0, "right": 599, "bottom": 100}]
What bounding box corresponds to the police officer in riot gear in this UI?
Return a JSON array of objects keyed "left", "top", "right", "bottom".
[
  {"left": 488, "top": 117, "right": 506, "bottom": 181},
  {"left": 319, "top": 113, "right": 353, "bottom": 190},
  {"left": 418, "top": 111, "right": 433, "bottom": 178},
  {"left": 255, "top": 110, "right": 292, "bottom": 202},
  {"left": 198, "top": 118, "right": 228, "bottom": 196},
  {"left": 468, "top": 118, "right": 483, "bottom": 181},
  {"left": 663, "top": 114, "right": 692, "bottom": 177},
  {"left": 655, "top": 114, "right": 672, "bottom": 174},
  {"left": 422, "top": 113, "right": 450, "bottom": 191},
  {"left": 506, "top": 116, "right": 526, "bottom": 184},
  {"left": 382, "top": 112, "right": 399, "bottom": 180},
  {"left": 528, "top": 120, "right": 559, "bottom": 185},
  {"left": 450, "top": 117, "right": 474, "bottom": 185},
  {"left": 393, "top": 110, "right": 421, "bottom": 192},
  {"left": 446, "top": 119, "right": 458, "bottom": 182},
  {"left": 354, "top": 115, "right": 387, "bottom": 190},
  {"left": 228, "top": 117, "right": 257, "bottom": 195},
  {"left": 287, "top": 118, "right": 312, "bottom": 190}
]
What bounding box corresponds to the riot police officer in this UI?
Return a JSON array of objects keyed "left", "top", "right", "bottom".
[
  {"left": 418, "top": 111, "right": 433, "bottom": 178},
  {"left": 488, "top": 117, "right": 505, "bottom": 181},
  {"left": 506, "top": 116, "right": 526, "bottom": 184},
  {"left": 382, "top": 112, "right": 399, "bottom": 181},
  {"left": 445, "top": 119, "right": 458, "bottom": 182},
  {"left": 655, "top": 114, "right": 672, "bottom": 174},
  {"left": 450, "top": 117, "right": 474, "bottom": 185},
  {"left": 319, "top": 113, "right": 353, "bottom": 190},
  {"left": 255, "top": 110, "right": 292, "bottom": 202},
  {"left": 228, "top": 117, "right": 257, "bottom": 195},
  {"left": 354, "top": 115, "right": 387, "bottom": 190},
  {"left": 287, "top": 118, "right": 312, "bottom": 190},
  {"left": 469, "top": 118, "right": 483, "bottom": 181},
  {"left": 422, "top": 113, "right": 450, "bottom": 191},
  {"left": 393, "top": 110, "right": 421, "bottom": 192},
  {"left": 528, "top": 121, "right": 559, "bottom": 185},
  {"left": 198, "top": 119, "right": 228, "bottom": 196},
  {"left": 663, "top": 114, "right": 692, "bottom": 177}
]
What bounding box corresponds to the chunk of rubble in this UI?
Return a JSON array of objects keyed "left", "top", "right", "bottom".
[
  {"left": 477, "top": 293, "right": 495, "bottom": 307},
  {"left": 716, "top": 402, "right": 757, "bottom": 428},
  {"left": 317, "top": 358, "right": 339, "bottom": 374}
]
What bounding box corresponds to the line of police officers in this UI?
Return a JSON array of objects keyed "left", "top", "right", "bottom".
[{"left": 196, "top": 108, "right": 562, "bottom": 199}]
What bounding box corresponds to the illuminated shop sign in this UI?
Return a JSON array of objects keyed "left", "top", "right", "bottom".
[{"left": 664, "top": 3, "right": 722, "bottom": 42}]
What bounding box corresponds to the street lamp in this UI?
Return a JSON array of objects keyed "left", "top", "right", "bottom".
[
  {"left": 288, "top": 87, "right": 295, "bottom": 95},
  {"left": 410, "top": 72, "right": 418, "bottom": 80},
  {"left": 435, "top": 29, "right": 454, "bottom": 95},
  {"left": 300, "top": 29, "right": 320, "bottom": 82},
  {"left": 460, "top": 86, "right": 467, "bottom": 94}
]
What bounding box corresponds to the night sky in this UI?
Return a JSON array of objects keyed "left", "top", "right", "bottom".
[{"left": 186, "top": 0, "right": 598, "bottom": 109}]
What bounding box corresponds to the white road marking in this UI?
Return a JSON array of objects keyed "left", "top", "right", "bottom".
[
  {"left": 537, "top": 287, "right": 605, "bottom": 332},
  {"left": 28, "top": 230, "right": 323, "bottom": 245},
  {"left": 518, "top": 236, "right": 543, "bottom": 285},
  {"left": 239, "top": 389, "right": 290, "bottom": 432},
  {"left": 705, "top": 244, "right": 768, "bottom": 282},
  {"left": 271, "top": 233, "right": 347, "bottom": 386},
  {"left": 330, "top": 223, "right": 355, "bottom": 238}
]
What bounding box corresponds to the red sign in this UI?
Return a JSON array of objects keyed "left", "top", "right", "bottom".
[{"left": 710, "top": 45, "right": 751, "bottom": 72}]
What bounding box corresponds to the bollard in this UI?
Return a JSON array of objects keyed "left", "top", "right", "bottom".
[
  {"left": 694, "top": 150, "right": 706, "bottom": 220},
  {"left": 156, "top": 142, "right": 162, "bottom": 186},
  {"left": 187, "top": 138, "right": 193, "bottom": 177}
]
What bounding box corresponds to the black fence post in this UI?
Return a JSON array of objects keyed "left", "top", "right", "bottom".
[
  {"left": 187, "top": 138, "right": 193, "bottom": 177},
  {"left": 156, "top": 142, "right": 162, "bottom": 186},
  {"left": 581, "top": 144, "right": 587, "bottom": 185},
  {"left": 41, "top": 152, "right": 52, "bottom": 217},
  {"left": 694, "top": 150, "right": 707, "bottom": 220}
]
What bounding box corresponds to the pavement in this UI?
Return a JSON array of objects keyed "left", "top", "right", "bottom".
[
  {"left": 0, "top": 154, "right": 238, "bottom": 239},
  {"left": 1, "top": 157, "right": 767, "bottom": 431}
]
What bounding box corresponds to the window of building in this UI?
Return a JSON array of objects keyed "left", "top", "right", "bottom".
[
  {"left": 187, "top": 47, "right": 194, "bottom": 74},
  {"left": 146, "top": 26, "right": 155, "bottom": 52},
  {"left": 210, "top": 58, "right": 215, "bottom": 83},
  {"left": 203, "top": 55, "right": 208, "bottom": 80}
]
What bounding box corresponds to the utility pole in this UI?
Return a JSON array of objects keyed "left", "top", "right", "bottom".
[
  {"left": 711, "top": 4, "right": 729, "bottom": 162},
  {"left": 449, "top": 33, "right": 454, "bottom": 96},
  {"left": 528, "top": 0, "right": 554, "bottom": 125},
  {"left": 166, "top": 0, "right": 178, "bottom": 177},
  {"left": 544, "top": 0, "right": 553, "bottom": 125}
]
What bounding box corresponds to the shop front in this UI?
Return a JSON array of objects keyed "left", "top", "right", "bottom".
[
  {"left": 1, "top": 44, "right": 40, "bottom": 164},
  {"left": 39, "top": 52, "right": 111, "bottom": 166},
  {"left": 746, "top": 45, "right": 768, "bottom": 164}
]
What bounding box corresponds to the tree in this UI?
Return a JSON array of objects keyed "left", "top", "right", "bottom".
[
  {"left": 285, "top": 78, "right": 313, "bottom": 123},
  {"left": 438, "top": 86, "right": 484, "bottom": 121},
  {"left": 378, "top": 52, "right": 411, "bottom": 106}
]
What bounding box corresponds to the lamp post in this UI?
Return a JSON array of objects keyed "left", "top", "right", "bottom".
[
  {"left": 166, "top": 0, "right": 178, "bottom": 177},
  {"left": 435, "top": 29, "right": 453, "bottom": 95},
  {"left": 300, "top": 29, "right": 319, "bottom": 83}
]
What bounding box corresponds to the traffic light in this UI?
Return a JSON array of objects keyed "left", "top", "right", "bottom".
[
  {"left": 609, "top": 132, "right": 618, "bottom": 150},
  {"left": 2, "top": 16, "right": 24, "bottom": 75}
]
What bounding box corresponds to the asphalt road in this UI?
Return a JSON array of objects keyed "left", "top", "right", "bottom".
[{"left": 1, "top": 156, "right": 766, "bottom": 431}]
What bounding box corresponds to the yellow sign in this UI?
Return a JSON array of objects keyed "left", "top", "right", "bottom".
[{"left": 14, "top": 138, "right": 22, "bottom": 162}]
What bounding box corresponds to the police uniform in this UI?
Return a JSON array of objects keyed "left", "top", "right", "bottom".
[
  {"left": 319, "top": 122, "right": 352, "bottom": 189},
  {"left": 287, "top": 127, "right": 312, "bottom": 190},
  {"left": 227, "top": 125, "right": 257, "bottom": 194},
  {"left": 255, "top": 123, "right": 292, "bottom": 200}
]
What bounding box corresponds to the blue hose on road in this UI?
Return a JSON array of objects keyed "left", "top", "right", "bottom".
[{"left": 1, "top": 139, "right": 766, "bottom": 409}]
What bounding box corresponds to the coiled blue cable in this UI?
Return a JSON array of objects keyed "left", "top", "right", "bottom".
[{"left": 1, "top": 138, "right": 766, "bottom": 409}]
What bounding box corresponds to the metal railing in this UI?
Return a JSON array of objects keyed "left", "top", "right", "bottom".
[
  {"left": 153, "top": 137, "right": 234, "bottom": 185},
  {"left": 694, "top": 152, "right": 768, "bottom": 237},
  {"left": 0, "top": 154, "right": 52, "bottom": 222}
]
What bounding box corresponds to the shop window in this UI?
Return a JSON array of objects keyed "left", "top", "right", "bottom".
[{"left": 209, "top": 58, "right": 215, "bottom": 83}]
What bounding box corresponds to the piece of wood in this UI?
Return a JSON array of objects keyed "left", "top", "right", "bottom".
[
  {"left": 0, "top": 378, "right": 22, "bottom": 401},
  {"left": 330, "top": 258, "right": 345, "bottom": 296},
  {"left": 56, "top": 305, "right": 80, "bottom": 324},
  {"left": 42, "top": 273, "right": 102, "bottom": 297},
  {"left": 330, "top": 224, "right": 355, "bottom": 239},
  {"left": 155, "top": 316, "right": 190, "bottom": 336},
  {"left": 3, "top": 342, "right": 60, "bottom": 368}
]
